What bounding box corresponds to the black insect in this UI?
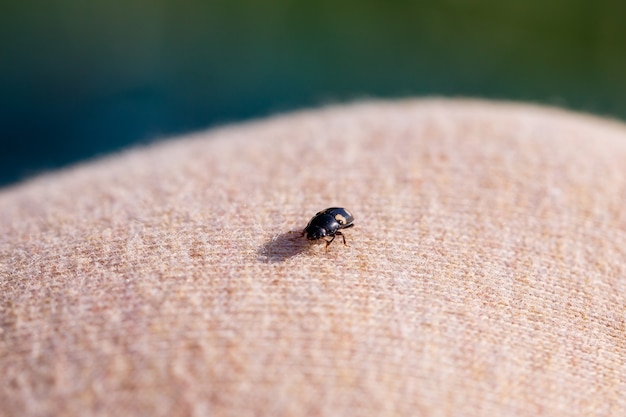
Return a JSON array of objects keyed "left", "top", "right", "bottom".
[{"left": 298, "top": 207, "right": 355, "bottom": 249}]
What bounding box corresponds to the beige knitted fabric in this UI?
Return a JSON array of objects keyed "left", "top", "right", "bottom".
[{"left": 1, "top": 99, "right": 625, "bottom": 417}]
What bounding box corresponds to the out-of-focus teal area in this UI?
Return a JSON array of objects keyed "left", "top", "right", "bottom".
[{"left": 1, "top": 0, "right": 625, "bottom": 186}]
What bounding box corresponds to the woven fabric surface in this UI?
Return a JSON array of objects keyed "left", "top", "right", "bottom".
[{"left": 1, "top": 99, "right": 625, "bottom": 417}]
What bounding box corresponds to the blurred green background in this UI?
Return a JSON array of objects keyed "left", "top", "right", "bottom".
[{"left": 2, "top": 0, "right": 626, "bottom": 186}]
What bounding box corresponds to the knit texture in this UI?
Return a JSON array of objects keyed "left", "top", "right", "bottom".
[{"left": 1, "top": 99, "right": 625, "bottom": 417}]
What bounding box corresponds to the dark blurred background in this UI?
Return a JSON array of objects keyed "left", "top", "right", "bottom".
[{"left": 1, "top": 0, "right": 626, "bottom": 187}]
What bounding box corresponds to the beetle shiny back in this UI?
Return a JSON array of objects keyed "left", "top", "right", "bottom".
[
  {"left": 313, "top": 207, "right": 354, "bottom": 227},
  {"left": 303, "top": 207, "right": 354, "bottom": 248}
]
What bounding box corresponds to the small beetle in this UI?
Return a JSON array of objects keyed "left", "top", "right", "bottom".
[{"left": 299, "top": 207, "right": 355, "bottom": 249}]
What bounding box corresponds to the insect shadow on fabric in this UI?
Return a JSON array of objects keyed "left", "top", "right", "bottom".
[{"left": 257, "top": 232, "right": 311, "bottom": 263}]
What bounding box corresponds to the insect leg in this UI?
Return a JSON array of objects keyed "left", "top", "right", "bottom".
[
  {"left": 324, "top": 234, "right": 336, "bottom": 250},
  {"left": 334, "top": 231, "right": 348, "bottom": 246}
]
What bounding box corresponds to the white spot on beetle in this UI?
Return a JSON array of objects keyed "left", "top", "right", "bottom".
[{"left": 335, "top": 214, "right": 347, "bottom": 224}]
